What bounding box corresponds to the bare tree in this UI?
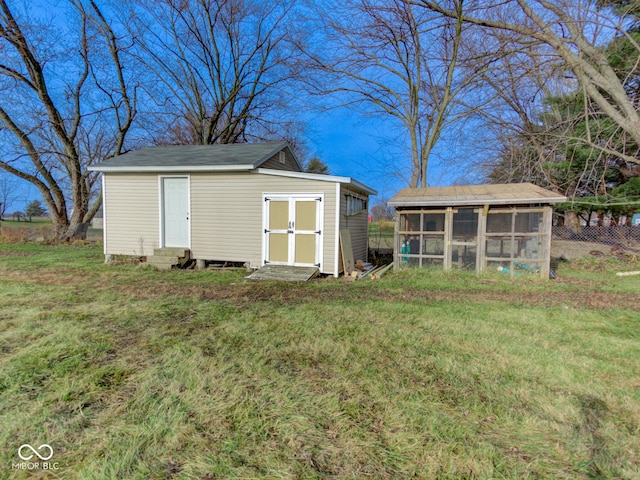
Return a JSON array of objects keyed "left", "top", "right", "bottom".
[
  {"left": 428, "top": 0, "right": 640, "bottom": 225},
  {"left": 417, "top": 0, "right": 640, "bottom": 167},
  {"left": 370, "top": 197, "right": 395, "bottom": 221},
  {"left": 0, "top": 171, "right": 18, "bottom": 219},
  {"left": 303, "top": 0, "right": 490, "bottom": 187},
  {"left": 472, "top": 32, "right": 571, "bottom": 186},
  {"left": 0, "top": 0, "right": 136, "bottom": 239},
  {"left": 126, "top": 0, "right": 302, "bottom": 146}
]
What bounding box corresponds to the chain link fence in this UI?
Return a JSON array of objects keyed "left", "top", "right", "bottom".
[
  {"left": 368, "top": 223, "right": 640, "bottom": 260},
  {"left": 552, "top": 226, "right": 640, "bottom": 257}
]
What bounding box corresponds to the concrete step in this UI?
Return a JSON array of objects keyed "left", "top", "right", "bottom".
[
  {"left": 153, "top": 248, "right": 190, "bottom": 258},
  {"left": 147, "top": 260, "right": 175, "bottom": 271},
  {"left": 147, "top": 248, "right": 191, "bottom": 270},
  {"left": 148, "top": 255, "right": 180, "bottom": 265}
]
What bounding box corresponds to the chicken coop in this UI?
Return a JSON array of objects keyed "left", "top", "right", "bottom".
[{"left": 388, "top": 183, "right": 566, "bottom": 278}]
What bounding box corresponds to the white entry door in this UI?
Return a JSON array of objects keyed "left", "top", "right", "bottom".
[
  {"left": 162, "top": 177, "right": 190, "bottom": 247},
  {"left": 263, "top": 195, "right": 323, "bottom": 268}
]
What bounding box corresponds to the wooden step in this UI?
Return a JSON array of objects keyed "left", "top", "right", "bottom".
[
  {"left": 247, "top": 265, "right": 319, "bottom": 282},
  {"left": 147, "top": 248, "right": 191, "bottom": 270}
]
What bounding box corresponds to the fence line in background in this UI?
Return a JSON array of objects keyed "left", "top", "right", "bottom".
[{"left": 552, "top": 226, "right": 640, "bottom": 250}]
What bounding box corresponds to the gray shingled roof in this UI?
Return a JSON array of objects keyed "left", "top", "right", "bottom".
[
  {"left": 89, "top": 142, "right": 296, "bottom": 172},
  {"left": 388, "top": 183, "right": 566, "bottom": 207}
]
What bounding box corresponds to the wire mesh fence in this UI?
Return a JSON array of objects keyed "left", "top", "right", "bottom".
[
  {"left": 552, "top": 226, "right": 640, "bottom": 253},
  {"left": 367, "top": 222, "right": 640, "bottom": 261}
]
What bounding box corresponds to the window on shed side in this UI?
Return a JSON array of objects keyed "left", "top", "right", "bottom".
[{"left": 346, "top": 194, "right": 367, "bottom": 215}]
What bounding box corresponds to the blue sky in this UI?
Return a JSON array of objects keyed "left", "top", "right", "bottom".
[
  {"left": 306, "top": 111, "right": 405, "bottom": 200},
  {"left": 307, "top": 110, "right": 440, "bottom": 199},
  {"left": 305, "top": 108, "right": 487, "bottom": 203},
  {"left": 3, "top": 103, "right": 465, "bottom": 213},
  {"left": 0, "top": 0, "right": 487, "bottom": 215},
  {"left": 2, "top": 110, "right": 471, "bottom": 213}
]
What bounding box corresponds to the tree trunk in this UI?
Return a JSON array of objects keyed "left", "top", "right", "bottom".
[
  {"left": 0, "top": 2, "right": 134, "bottom": 241},
  {"left": 47, "top": 198, "right": 91, "bottom": 241},
  {"left": 564, "top": 211, "right": 581, "bottom": 229},
  {"left": 64, "top": 203, "right": 90, "bottom": 241},
  {"left": 57, "top": 220, "right": 90, "bottom": 241}
]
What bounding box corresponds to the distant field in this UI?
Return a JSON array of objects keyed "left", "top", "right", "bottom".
[
  {"left": 0, "top": 218, "right": 103, "bottom": 242},
  {"left": 0, "top": 217, "right": 51, "bottom": 226},
  {"left": 369, "top": 220, "right": 394, "bottom": 249},
  {"left": 0, "top": 242, "right": 639, "bottom": 479}
]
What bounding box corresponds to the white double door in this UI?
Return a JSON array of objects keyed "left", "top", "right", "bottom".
[{"left": 263, "top": 194, "right": 323, "bottom": 267}]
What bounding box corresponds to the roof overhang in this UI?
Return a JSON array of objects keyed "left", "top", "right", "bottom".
[
  {"left": 87, "top": 141, "right": 300, "bottom": 173},
  {"left": 256, "top": 168, "right": 377, "bottom": 196},
  {"left": 388, "top": 197, "right": 567, "bottom": 207},
  {"left": 88, "top": 164, "right": 255, "bottom": 173},
  {"left": 388, "top": 183, "right": 566, "bottom": 208}
]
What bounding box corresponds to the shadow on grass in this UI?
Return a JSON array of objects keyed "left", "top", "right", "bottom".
[{"left": 576, "top": 394, "right": 619, "bottom": 479}]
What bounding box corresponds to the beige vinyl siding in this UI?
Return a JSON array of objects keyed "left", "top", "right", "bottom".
[
  {"left": 101, "top": 169, "right": 370, "bottom": 276},
  {"left": 104, "top": 174, "right": 159, "bottom": 256},
  {"left": 190, "top": 172, "right": 337, "bottom": 273},
  {"left": 340, "top": 185, "right": 370, "bottom": 263},
  {"left": 260, "top": 149, "right": 301, "bottom": 171}
]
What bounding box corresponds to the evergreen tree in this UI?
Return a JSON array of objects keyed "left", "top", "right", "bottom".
[
  {"left": 305, "top": 157, "right": 330, "bottom": 174},
  {"left": 25, "top": 200, "right": 46, "bottom": 220}
]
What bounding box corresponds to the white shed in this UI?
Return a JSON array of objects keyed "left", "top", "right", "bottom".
[{"left": 89, "top": 142, "right": 376, "bottom": 276}]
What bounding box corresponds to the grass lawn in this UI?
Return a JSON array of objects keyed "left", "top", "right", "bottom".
[{"left": 0, "top": 242, "right": 638, "bottom": 479}]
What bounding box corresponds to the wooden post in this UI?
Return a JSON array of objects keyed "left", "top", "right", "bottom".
[
  {"left": 477, "top": 205, "right": 488, "bottom": 275},
  {"left": 541, "top": 205, "right": 553, "bottom": 279},
  {"left": 393, "top": 210, "right": 400, "bottom": 271},
  {"left": 444, "top": 207, "right": 453, "bottom": 271},
  {"left": 510, "top": 208, "right": 517, "bottom": 278}
]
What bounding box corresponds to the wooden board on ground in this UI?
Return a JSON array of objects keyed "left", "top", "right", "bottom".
[
  {"left": 370, "top": 263, "right": 393, "bottom": 280},
  {"left": 339, "top": 229, "right": 355, "bottom": 275},
  {"left": 247, "top": 264, "right": 319, "bottom": 282}
]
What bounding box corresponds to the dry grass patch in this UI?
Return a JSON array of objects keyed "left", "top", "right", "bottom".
[{"left": 0, "top": 242, "right": 639, "bottom": 479}]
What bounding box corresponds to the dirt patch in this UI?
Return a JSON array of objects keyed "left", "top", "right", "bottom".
[
  {"left": 0, "top": 250, "right": 30, "bottom": 257},
  {"left": 2, "top": 266, "right": 638, "bottom": 312},
  {"left": 552, "top": 240, "right": 638, "bottom": 260}
]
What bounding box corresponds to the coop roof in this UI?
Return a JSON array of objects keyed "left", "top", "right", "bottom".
[
  {"left": 388, "top": 183, "right": 566, "bottom": 208},
  {"left": 88, "top": 142, "right": 300, "bottom": 172}
]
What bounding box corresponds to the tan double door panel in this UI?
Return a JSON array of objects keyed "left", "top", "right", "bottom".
[{"left": 265, "top": 196, "right": 322, "bottom": 267}]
